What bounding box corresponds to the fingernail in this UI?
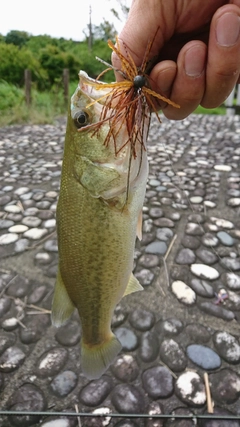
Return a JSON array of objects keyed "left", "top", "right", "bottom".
[
  {"left": 184, "top": 45, "right": 206, "bottom": 77},
  {"left": 216, "top": 13, "right": 240, "bottom": 47}
]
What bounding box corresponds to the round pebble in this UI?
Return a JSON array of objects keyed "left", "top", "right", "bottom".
[
  {"left": 213, "top": 331, "right": 240, "bottom": 363},
  {"left": 115, "top": 327, "right": 138, "bottom": 351},
  {"left": 129, "top": 309, "right": 155, "bottom": 331},
  {"left": 142, "top": 366, "right": 174, "bottom": 398},
  {"left": 112, "top": 384, "right": 145, "bottom": 413},
  {"left": 171, "top": 280, "right": 196, "bottom": 305},
  {"left": 186, "top": 344, "right": 221, "bottom": 370},
  {"left": 190, "top": 264, "right": 220, "bottom": 280},
  {"left": 111, "top": 354, "right": 139, "bottom": 382},
  {"left": 37, "top": 347, "right": 68, "bottom": 377},
  {"left": 139, "top": 331, "right": 159, "bottom": 363},
  {"left": 24, "top": 227, "right": 48, "bottom": 240},
  {"left": 0, "top": 346, "right": 26, "bottom": 372},
  {"left": 50, "top": 370, "right": 78, "bottom": 397},
  {"left": 160, "top": 339, "right": 187, "bottom": 372},
  {"left": 175, "top": 371, "right": 206, "bottom": 406},
  {"left": 0, "top": 233, "right": 18, "bottom": 245}
]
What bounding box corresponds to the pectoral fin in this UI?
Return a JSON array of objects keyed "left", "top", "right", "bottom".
[
  {"left": 123, "top": 273, "right": 143, "bottom": 297},
  {"left": 76, "top": 157, "right": 120, "bottom": 198},
  {"left": 51, "top": 268, "right": 75, "bottom": 327},
  {"left": 136, "top": 210, "right": 143, "bottom": 240}
]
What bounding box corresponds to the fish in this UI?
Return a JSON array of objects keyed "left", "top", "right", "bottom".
[
  {"left": 51, "top": 34, "right": 180, "bottom": 380},
  {"left": 51, "top": 70, "right": 150, "bottom": 379}
]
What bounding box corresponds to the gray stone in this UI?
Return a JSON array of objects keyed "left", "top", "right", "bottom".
[
  {"left": 217, "top": 231, "right": 235, "bottom": 246},
  {"left": 20, "top": 314, "right": 49, "bottom": 344},
  {"left": 189, "top": 278, "right": 214, "bottom": 297},
  {"left": 135, "top": 269, "right": 154, "bottom": 286},
  {"left": 185, "top": 323, "right": 211, "bottom": 343},
  {"left": 22, "top": 216, "right": 42, "bottom": 227},
  {"left": 14, "top": 238, "right": 29, "bottom": 252},
  {"left": 146, "top": 401, "right": 164, "bottom": 427},
  {"left": 55, "top": 321, "right": 81, "bottom": 346},
  {"left": 129, "top": 309, "right": 155, "bottom": 331},
  {"left": 139, "top": 254, "right": 159, "bottom": 268},
  {"left": 171, "top": 280, "right": 196, "bottom": 305},
  {"left": 213, "top": 331, "right": 240, "bottom": 363},
  {"left": 156, "top": 227, "right": 173, "bottom": 241},
  {"left": 149, "top": 207, "right": 163, "bottom": 218},
  {"left": 0, "top": 297, "right": 11, "bottom": 317},
  {"left": 156, "top": 318, "right": 183, "bottom": 336},
  {"left": 196, "top": 248, "right": 218, "bottom": 265},
  {"left": 220, "top": 257, "right": 240, "bottom": 271},
  {"left": 44, "top": 239, "right": 58, "bottom": 252},
  {"left": 145, "top": 241, "right": 167, "bottom": 255},
  {"left": 186, "top": 344, "right": 221, "bottom": 370},
  {"left": 223, "top": 272, "right": 240, "bottom": 290},
  {"left": 50, "top": 370, "right": 78, "bottom": 397},
  {"left": 200, "top": 407, "right": 240, "bottom": 427},
  {"left": 139, "top": 331, "right": 159, "bottom": 363},
  {"left": 7, "top": 383, "right": 46, "bottom": 426},
  {"left": 112, "top": 384, "right": 145, "bottom": 413},
  {"left": 7, "top": 275, "right": 30, "bottom": 298},
  {"left": 0, "top": 346, "right": 26, "bottom": 372},
  {"left": 37, "top": 347, "right": 68, "bottom": 377},
  {"left": 202, "top": 233, "right": 219, "bottom": 247},
  {"left": 190, "top": 264, "right": 219, "bottom": 280},
  {"left": 160, "top": 339, "right": 187, "bottom": 372},
  {"left": 175, "top": 248, "right": 196, "bottom": 264},
  {"left": 0, "top": 219, "right": 14, "bottom": 229},
  {"left": 0, "top": 332, "right": 16, "bottom": 355},
  {"left": 111, "top": 354, "right": 139, "bottom": 382},
  {"left": 142, "top": 366, "right": 174, "bottom": 398},
  {"left": 199, "top": 302, "right": 235, "bottom": 321},
  {"left": 175, "top": 371, "right": 206, "bottom": 406},
  {"left": 0, "top": 233, "right": 18, "bottom": 245},
  {"left": 115, "top": 327, "right": 138, "bottom": 351},
  {"left": 153, "top": 218, "right": 175, "bottom": 228},
  {"left": 209, "top": 369, "right": 240, "bottom": 404},
  {"left": 186, "top": 223, "right": 204, "bottom": 236},
  {"left": 24, "top": 227, "right": 48, "bottom": 240}
]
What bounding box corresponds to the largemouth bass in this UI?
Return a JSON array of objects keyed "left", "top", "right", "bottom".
[{"left": 52, "top": 71, "right": 149, "bottom": 379}]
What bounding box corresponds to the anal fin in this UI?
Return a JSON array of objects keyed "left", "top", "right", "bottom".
[
  {"left": 51, "top": 268, "right": 75, "bottom": 327},
  {"left": 123, "top": 273, "right": 143, "bottom": 297}
]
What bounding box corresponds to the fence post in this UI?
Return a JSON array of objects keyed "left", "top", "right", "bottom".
[
  {"left": 24, "top": 69, "right": 31, "bottom": 106},
  {"left": 63, "top": 68, "right": 69, "bottom": 107}
]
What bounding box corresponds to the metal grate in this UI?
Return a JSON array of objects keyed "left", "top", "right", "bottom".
[{"left": 0, "top": 410, "right": 240, "bottom": 421}]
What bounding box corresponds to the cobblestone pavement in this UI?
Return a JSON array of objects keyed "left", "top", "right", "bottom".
[{"left": 0, "top": 114, "right": 240, "bottom": 427}]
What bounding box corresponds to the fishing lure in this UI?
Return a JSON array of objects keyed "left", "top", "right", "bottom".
[{"left": 84, "top": 33, "right": 180, "bottom": 158}]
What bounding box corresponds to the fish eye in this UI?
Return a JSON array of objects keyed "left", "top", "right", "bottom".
[{"left": 73, "top": 110, "right": 90, "bottom": 128}]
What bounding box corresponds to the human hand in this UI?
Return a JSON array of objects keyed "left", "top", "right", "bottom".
[{"left": 112, "top": 0, "right": 240, "bottom": 119}]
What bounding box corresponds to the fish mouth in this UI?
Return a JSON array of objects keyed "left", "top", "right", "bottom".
[{"left": 78, "top": 70, "right": 112, "bottom": 104}]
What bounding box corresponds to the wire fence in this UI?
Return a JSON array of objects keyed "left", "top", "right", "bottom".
[{"left": 1, "top": 410, "right": 240, "bottom": 422}]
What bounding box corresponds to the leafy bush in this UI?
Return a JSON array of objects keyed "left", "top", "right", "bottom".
[
  {"left": 0, "top": 80, "right": 24, "bottom": 110},
  {"left": 0, "top": 43, "right": 46, "bottom": 85}
]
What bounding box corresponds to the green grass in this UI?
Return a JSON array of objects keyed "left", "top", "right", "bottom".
[
  {"left": 0, "top": 80, "right": 228, "bottom": 127},
  {"left": 194, "top": 104, "right": 226, "bottom": 115},
  {"left": 0, "top": 80, "right": 71, "bottom": 127}
]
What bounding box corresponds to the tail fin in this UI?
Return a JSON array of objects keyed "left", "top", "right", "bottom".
[{"left": 81, "top": 334, "right": 121, "bottom": 379}]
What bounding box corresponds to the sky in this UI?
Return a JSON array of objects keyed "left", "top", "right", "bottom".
[{"left": 0, "top": 0, "right": 131, "bottom": 41}]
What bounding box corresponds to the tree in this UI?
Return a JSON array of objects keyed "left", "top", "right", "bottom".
[
  {"left": 0, "top": 43, "right": 45, "bottom": 85},
  {"left": 5, "top": 30, "right": 30, "bottom": 47}
]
